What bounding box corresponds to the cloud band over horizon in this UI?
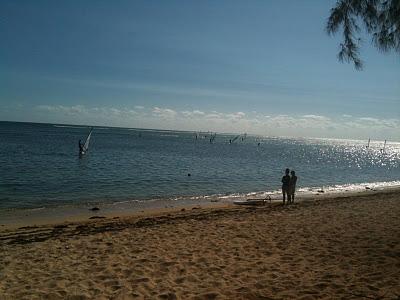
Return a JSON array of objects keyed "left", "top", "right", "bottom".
[{"left": 1, "top": 104, "right": 397, "bottom": 141}]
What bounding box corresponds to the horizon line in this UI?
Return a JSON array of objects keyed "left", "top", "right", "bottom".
[{"left": 1, "top": 119, "right": 398, "bottom": 143}]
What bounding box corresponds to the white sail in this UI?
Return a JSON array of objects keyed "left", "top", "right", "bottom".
[
  {"left": 81, "top": 128, "right": 93, "bottom": 154},
  {"left": 231, "top": 135, "right": 240, "bottom": 143},
  {"left": 210, "top": 133, "right": 217, "bottom": 143}
]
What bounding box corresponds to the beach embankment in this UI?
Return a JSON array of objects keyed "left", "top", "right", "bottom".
[{"left": 0, "top": 189, "right": 399, "bottom": 299}]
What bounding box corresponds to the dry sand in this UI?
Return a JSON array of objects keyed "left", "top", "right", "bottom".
[{"left": 0, "top": 190, "right": 399, "bottom": 299}]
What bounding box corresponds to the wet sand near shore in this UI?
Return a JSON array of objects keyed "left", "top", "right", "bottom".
[{"left": 0, "top": 189, "right": 399, "bottom": 299}]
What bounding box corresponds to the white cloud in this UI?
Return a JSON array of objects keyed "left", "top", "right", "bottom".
[
  {"left": 205, "top": 112, "right": 223, "bottom": 120},
  {"left": 37, "top": 105, "right": 86, "bottom": 115},
  {"left": 357, "top": 117, "right": 381, "bottom": 125},
  {"left": 110, "top": 108, "right": 121, "bottom": 115},
  {"left": 181, "top": 110, "right": 205, "bottom": 117},
  {"left": 380, "top": 119, "right": 399, "bottom": 128},
  {"left": 192, "top": 110, "right": 205, "bottom": 116},
  {"left": 302, "top": 114, "right": 330, "bottom": 121},
  {"left": 152, "top": 107, "right": 177, "bottom": 119}
]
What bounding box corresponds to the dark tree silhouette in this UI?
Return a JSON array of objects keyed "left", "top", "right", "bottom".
[{"left": 326, "top": 0, "right": 400, "bottom": 69}]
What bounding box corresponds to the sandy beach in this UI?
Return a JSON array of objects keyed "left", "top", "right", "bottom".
[{"left": 0, "top": 189, "right": 399, "bottom": 299}]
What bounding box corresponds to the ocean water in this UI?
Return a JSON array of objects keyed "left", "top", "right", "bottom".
[{"left": 0, "top": 121, "right": 399, "bottom": 210}]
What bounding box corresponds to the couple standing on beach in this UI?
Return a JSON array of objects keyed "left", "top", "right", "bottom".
[{"left": 282, "top": 168, "right": 297, "bottom": 205}]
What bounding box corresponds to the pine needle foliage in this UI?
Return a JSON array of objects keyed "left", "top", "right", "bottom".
[{"left": 327, "top": 0, "right": 400, "bottom": 70}]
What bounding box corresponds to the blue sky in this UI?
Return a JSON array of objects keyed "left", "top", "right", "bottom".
[{"left": 1, "top": 0, "right": 399, "bottom": 140}]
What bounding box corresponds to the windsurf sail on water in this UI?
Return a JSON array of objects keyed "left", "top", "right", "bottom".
[
  {"left": 381, "top": 139, "right": 387, "bottom": 153},
  {"left": 210, "top": 133, "right": 217, "bottom": 143},
  {"left": 230, "top": 135, "right": 240, "bottom": 144},
  {"left": 80, "top": 128, "right": 93, "bottom": 155}
]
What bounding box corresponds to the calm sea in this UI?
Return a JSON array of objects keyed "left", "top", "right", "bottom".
[{"left": 1, "top": 121, "right": 399, "bottom": 210}]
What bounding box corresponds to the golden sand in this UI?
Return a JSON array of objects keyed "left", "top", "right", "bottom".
[{"left": 0, "top": 190, "right": 399, "bottom": 299}]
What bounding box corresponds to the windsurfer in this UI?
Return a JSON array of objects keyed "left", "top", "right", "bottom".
[{"left": 79, "top": 139, "right": 84, "bottom": 154}]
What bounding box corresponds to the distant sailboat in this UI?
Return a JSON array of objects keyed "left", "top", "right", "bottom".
[
  {"left": 230, "top": 135, "right": 240, "bottom": 144},
  {"left": 230, "top": 133, "right": 246, "bottom": 144},
  {"left": 366, "top": 138, "right": 370, "bottom": 148},
  {"left": 210, "top": 133, "right": 217, "bottom": 143},
  {"left": 79, "top": 127, "right": 93, "bottom": 156},
  {"left": 380, "top": 140, "right": 387, "bottom": 153}
]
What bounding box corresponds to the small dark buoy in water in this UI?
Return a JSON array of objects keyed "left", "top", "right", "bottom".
[
  {"left": 187, "top": 173, "right": 191, "bottom": 177},
  {"left": 90, "top": 207, "right": 100, "bottom": 211}
]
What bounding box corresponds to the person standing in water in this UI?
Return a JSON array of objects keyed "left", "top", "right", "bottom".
[
  {"left": 281, "top": 168, "right": 290, "bottom": 205},
  {"left": 289, "top": 170, "right": 298, "bottom": 204},
  {"left": 79, "top": 139, "right": 84, "bottom": 154}
]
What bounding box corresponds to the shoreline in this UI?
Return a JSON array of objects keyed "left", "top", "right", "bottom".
[
  {"left": 1, "top": 184, "right": 400, "bottom": 230},
  {"left": 1, "top": 187, "right": 399, "bottom": 299}
]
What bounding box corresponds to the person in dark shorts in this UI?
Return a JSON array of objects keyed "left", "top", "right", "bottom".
[
  {"left": 281, "top": 168, "right": 290, "bottom": 205},
  {"left": 289, "top": 170, "right": 298, "bottom": 204}
]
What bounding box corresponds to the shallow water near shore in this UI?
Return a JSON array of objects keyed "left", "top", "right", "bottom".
[{"left": 1, "top": 121, "right": 399, "bottom": 211}]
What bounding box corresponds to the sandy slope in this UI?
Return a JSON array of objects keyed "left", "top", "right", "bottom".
[{"left": 0, "top": 190, "right": 399, "bottom": 299}]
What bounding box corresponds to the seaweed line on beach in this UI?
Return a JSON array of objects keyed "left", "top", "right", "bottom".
[
  {"left": 0, "top": 205, "right": 274, "bottom": 246},
  {"left": 0, "top": 190, "right": 394, "bottom": 247}
]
